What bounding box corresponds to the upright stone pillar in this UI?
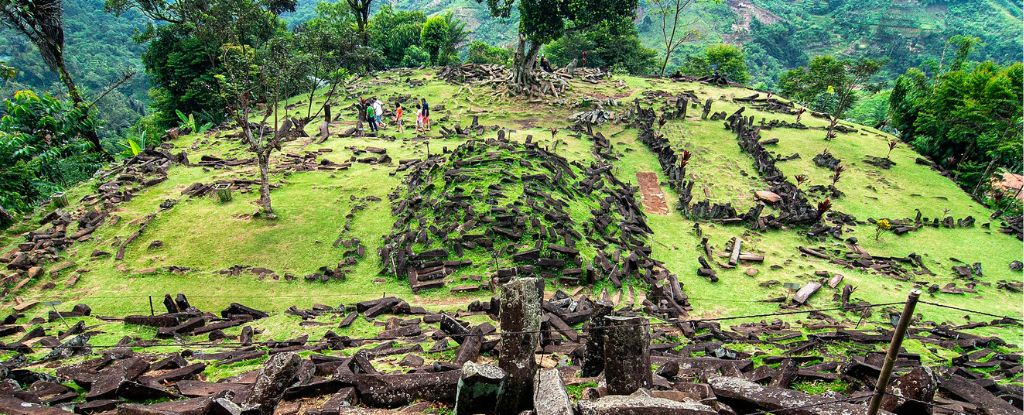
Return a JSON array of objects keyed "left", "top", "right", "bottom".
[
  {"left": 495, "top": 277, "right": 543, "bottom": 415},
  {"left": 580, "top": 300, "right": 613, "bottom": 377},
  {"left": 602, "top": 315, "right": 651, "bottom": 395}
]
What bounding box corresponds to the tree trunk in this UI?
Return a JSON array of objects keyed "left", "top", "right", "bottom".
[
  {"left": 660, "top": 50, "right": 672, "bottom": 77},
  {"left": 511, "top": 35, "right": 541, "bottom": 95},
  {"left": 57, "top": 63, "right": 105, "bottom": 156},
  {"left": 256, "top": 151, "right": 274, "bottom": 216},
  {"left": 971, "top": 158, "right": 997, "bottom": 198}
]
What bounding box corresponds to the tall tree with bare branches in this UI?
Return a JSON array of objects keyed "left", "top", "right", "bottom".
[
  {"left": 0, "top": 0, "right": 104, "bottom": 154},
  {"left": 649, "top": 0, "right": 711, "bottom": 77}
]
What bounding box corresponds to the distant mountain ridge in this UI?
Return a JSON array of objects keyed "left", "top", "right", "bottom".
[{"left": 1, "top": 0, "right": 1020, "bottom": 117}]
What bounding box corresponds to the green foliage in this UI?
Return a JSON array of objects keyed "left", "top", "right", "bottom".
[
  {"left": 466, "top": 40, "right": 511, "bottom": 65},
  {"left": 845, "top": 89, "right": 891, "bottom": 128},
  {"left": 400, "top": 45, "right": 431, "bottom": 67},
  {"left": 0, "top": 0, "right": 146, "bottom": 137},
  {"left": 889, "top": 58, "right": 1023, "bottom": 193},
  {"left": 117, "top": 129, "right": 147, "bottom": 158},
  {"left": 491, "top": 0, "right": 639, "bottom": 45},
  {"left": 369, "top": 5, "right": 426, "bottom": 68},
  {"left": 143, "top": 25, "right": 228, "bottom": 127},
  {"left": 779, "top": 55, "right": 848, "bottom": 112},
  {"left": 299, "top": 1, "right": 380, "bottom": 72},
  {"left": 544, "top": 15, "right": 657, "bottom": 75},
  {"left": 478, "top": 0, "right": 639, "bottom": 78},
  {"left": 779, "top": 55, "right": 883, "bottom": 118},
  {"left": 0, "top": 89, "right": 102, "bottom": 223},
  {"left": 175, "top": 110, "right": 212, "bottom": 134},
  {"left": 679, "top": 43, "right": 749, "bottom": 84},
  {"left": 139, "top": 0, "right": 292, "bottom": 128},
  {"left": 0, "top": 61, "right": 14, "bottom": 82},
  {"left": 738, "top": 0, "right": 1022, "bottom": 86},
  {"left": 420, "top": 12, "right": 467, "bottom": 66}
]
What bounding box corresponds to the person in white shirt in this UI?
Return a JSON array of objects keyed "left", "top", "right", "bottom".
[{"left": 373, "top": 99, "right": 385, "bottom": 129}]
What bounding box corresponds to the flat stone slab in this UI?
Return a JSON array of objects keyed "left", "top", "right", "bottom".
[
  {"left": 708, "top": 376, "right": 891, "bottom": 415},
  {"left": 577, "top": 390, "right": 716, "bottom": 415}
]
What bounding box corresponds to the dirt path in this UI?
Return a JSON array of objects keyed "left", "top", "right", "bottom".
[{"left": 637, "top": 171, "right": 670, "bottom": 215}]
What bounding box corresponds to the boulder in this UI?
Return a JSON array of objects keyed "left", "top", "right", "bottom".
[
  {"left": 880, "top": 366, "right": 936, "bottom": 414},
  {"left": 534, "top": 368, "right": 572, "bottom": 415},
  {"left": 754, "top": 190, "right": 781, "bottom": 203},
  {"left": 242, "top": 352, "right": 301, "bottom": 415},
  {"left": 454, "top": 362, "right": 505, "bottom": 415}
]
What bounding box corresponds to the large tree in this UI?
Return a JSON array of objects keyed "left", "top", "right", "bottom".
[
  {"left": 0, "top": 0, "right": 104, "bottom": 154},
  {"left": 778, "top": 55, "right": 883, "bottom": 139},
  {"left": 345, "top": 0, "right": 370, "bottom": 45},
  {"left": 477, "top": 0, "right": 638, "bottom": 94},
  {"left": 112, "top": 0, "right": 290, "bottom": 127},
  {"left": 368, "top": 5, "right": 425, "bottom": 68},
  {"left": 678, "top": 43, "right": 750, "bottom": 84},
  {"left": 890, "top": 57, "right": 1022, "bottom": 194},
  {"left": 294, "top": 1, "right": 371, "bottom": 122},
  {"left": 199, "top": 0, "right": 300, "bottom": 217},
  {"left": 543, "top": 15, "right": 656, "bottom": 75},
  {"left": 420, "top": 11, "right": 467, "bottom": 66}
]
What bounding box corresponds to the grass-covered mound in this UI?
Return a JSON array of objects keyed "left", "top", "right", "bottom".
[{"left": 381, "top": 136, "right": 671, "bottom": 294}]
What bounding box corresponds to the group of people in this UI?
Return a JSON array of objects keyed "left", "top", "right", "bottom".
[{"left": 362, "top": 97, "right": 431, "bottom": 134}]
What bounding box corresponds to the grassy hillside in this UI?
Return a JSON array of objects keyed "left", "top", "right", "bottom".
[{"left": 2, "top": 68, "right": 1020, "bottom": 345}]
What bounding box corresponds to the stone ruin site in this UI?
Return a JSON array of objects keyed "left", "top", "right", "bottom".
[{"left": 0, "top": 44, "right": 1022, "bottom": 415}]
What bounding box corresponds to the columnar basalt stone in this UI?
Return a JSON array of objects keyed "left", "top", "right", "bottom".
[
  {"left": 496, "top": 277, "right": 543, "bottom": 415},
  {"left": 454, "top": 362, "right": 506, "bottom": 415},
  {"left": 602, "top": 315, "right": 651, "bottom": 395},
  {"left": 242, "top": 352, "right": 301, "bottom": 415},
  {"left": 534, "top": 368, "right": 573, "bottom": 415},
  {"left": 581, "top": 301, "right": 614, "bottom": 377}
]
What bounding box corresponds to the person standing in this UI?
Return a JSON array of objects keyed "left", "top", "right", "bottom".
[
  {"left": 373, "top": 98, "right": 385, "bottom": 129},
  {"left": 366, "top": 103, "right": 377, "bottom": 133},
  {"left": 415, "top": 102, "right": 424, "bottom": 132},
  {"left": 394, "top": 102, "right": 405, "bottom": 133},
  {"left": 357, "top": 97, "right": 367, "bottom": 134},
  {"left": 421, "top": 98, "right": 431, "bottom": 130}
]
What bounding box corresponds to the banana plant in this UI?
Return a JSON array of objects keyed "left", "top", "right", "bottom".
[
  {"left": 118, "top": 130, "right": 147, "bottom": 158},
  {"left": 175, "top": 110, "right": 213, "bottom": 134}
]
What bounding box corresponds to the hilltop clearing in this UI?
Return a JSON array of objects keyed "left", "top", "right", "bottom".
[{"left": 0, "top": 67, "right": 1019, "bottom": 414}]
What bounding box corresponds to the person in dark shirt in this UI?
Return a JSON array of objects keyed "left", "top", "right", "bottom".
[{"left": 421, "top": 98, "right": 431, "bottom": 130}]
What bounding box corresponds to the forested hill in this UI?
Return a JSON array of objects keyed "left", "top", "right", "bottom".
[
  {"left": 288, "top": 0, "right": 1024, "bottom": 86},
  {"left": 1, "top": 0, "right": 1021, "bottom": 129},
  {"left": 0, "top": 0, "right": 148, "bottom": 134}
]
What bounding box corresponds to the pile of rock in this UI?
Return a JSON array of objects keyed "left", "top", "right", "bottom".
[
  {"left": 0, "top": 280, "right": 1019, "bottom": 415},
  {"left": 733, "top": 92, "right": 801, "bottom": 115},
  {"left": 380, "top": 136, "right": 680, "bottom": 295},
  {"left": 438, "top": 64, "right": 606, "bottom": 97},
  {"left": 1, "top": 150, "right": 186, "bottom": 297},
  {"left": 728, "top": 107, "right": 820, "bottom": 227},
  {"left": 631, "top": 102, "right": 757, "bottom": 224}
]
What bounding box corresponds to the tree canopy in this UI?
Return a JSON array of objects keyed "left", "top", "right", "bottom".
[
  {"left": 544, "top": 15, "right": 656, "bottom": 75},
  {"left": 678, "top": 43, "right": 750, "bottom": 84}
]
